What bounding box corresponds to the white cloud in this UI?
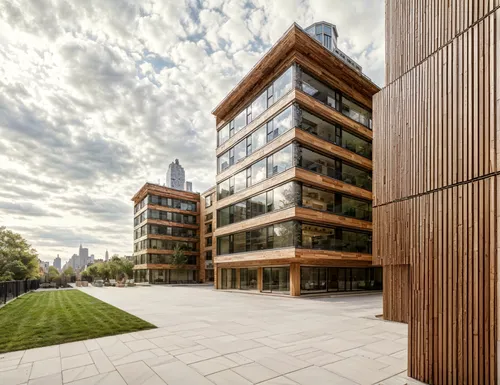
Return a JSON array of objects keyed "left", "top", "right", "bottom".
[{"left": 0, "top": 0, "right": 384, "bottom": 262}]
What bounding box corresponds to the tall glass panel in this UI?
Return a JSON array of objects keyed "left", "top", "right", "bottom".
[
  {"left": 218, "top": 207, "right": 230, "bottom": 227},
  {"left": 249, "top": 227, "right": 267, "bottom": 251},
  {"left": 252, "top": 91, "right": 267, "bottom": 119},
  {"left": 218, "top": 236, "right": 230, "bottom": 255},
  {"left": 233, "top": 201, "right": 247, "bottom": 223},
  {"left": 218, "top": 179, "right": 230, "bottom": 199},
  {"left": 301, "top": 267, "right": 327, "bottom": 293},
  {"left": 233, "top": 232, "right": 246, "bottom": 254},
  {"left": 218, "top": 124, "right": 229, "bottom": 145},
  {"left": 233, "top": 140, "right": 247, "bottom": 164},
  {"left": 300, "top": 109, "right": 339, "bottom": 143},
  {"left": 262, "top": 268, "right": 272, "bottom": 292},
  {"left": 271, "top": 267, "right": 290, "bottom": 293},
  {"left": 249, "top": 193, "right": 266, "bottom": 218},
  {"left": 272, "top": 182, "right": 296, "bottom": 211},
  {"left": 233, "top": 170, "right": 246, "bottom": 194},
  {"left": 300, "top": 72, "right": 339, "bottom": 110},
  {"left": 341, "top": 196, "right": 372, "bottom": 221},
  {"left": 273, "top": 222, "right": 295, "bottom": 248},
  {"left": 268, "top": 145, "right": 292, "bottom": 177},
  {"left": 351, "top": 268, "right": 369, "bottom": 291},
  {"left": 250, "top": 159, "right": 267, "bottom": 186},
  {"left": 273, "top": 67, "right": 293, "bottom": 102},
  {"left": 234, "top": 110, "right": 246, "bottom": 133},
  {"left": 270, "top": 107, "right": 293, "bottom": 140},
  {"left": 250, "top": 125, "right": 266, "bottom": 154},
  {"left": 327, "top": 268, "right": 339, "bottom": 292}
]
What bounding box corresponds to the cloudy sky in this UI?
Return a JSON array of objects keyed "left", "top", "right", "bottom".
[{"left": 0, "top": 0, "right": 385, "bottom": 264}]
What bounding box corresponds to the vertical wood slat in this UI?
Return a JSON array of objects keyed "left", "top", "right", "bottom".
[{"left": 374, "top": 2, "right": 499, "bottom": 384}]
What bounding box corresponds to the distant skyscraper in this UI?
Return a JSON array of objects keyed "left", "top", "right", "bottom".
[
  {"left": 105, "top": 250, "right": 109, "bottom": 262},
  {"left": 53, "top": 255, "right": 61, "bottom": 271},
  {"left": 166, "top": 159, "right": 185, "bottom": 190},
  {"left": 185, "top": 181, "right": 193, "bottom": 192},
  {"left": 79, "top": 244, "right": 89, "bottom": 268}
]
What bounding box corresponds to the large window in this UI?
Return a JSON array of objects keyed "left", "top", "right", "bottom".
[
  {"left": 217, "top": 67, "right": 294, "bottom": 146},
  {"left": 262, "top": 267, "right": 290, "bottom": 293},
  {"left": 299, "top": 109, "right": 372, "bottom": 159},
  {"left": 301, "top": 224, "right": 371, "bottom": 254},
  {"left": 136, "top": 210, "right": 196, "bottom": 226},
  {"left": 240, "top": 268, "right": 258, "bottom": 290},
  {"left": 297, "top": 71, "right": 372, "bottom": 129},
  {"left": 205, "top": 194, "right": 212, "bottom": 208},
  {"left": 299, "top": 147, "right": 372, "bottom": 191},
  {"left": 135, "top": 239, "right": 197, "bottom": 252},
  {"left": 217, "top": 107, "right": 294, "bottom": 174},
  {"left": 217, "top": 182, "right": 297, "bottom": 227},
  {"left": 148, "top": 195, "right": 197, "bottom": 212},
  {"left": 217, "top": 144, "right": 294, "bottom": 200},
  {"left": 217, "top": 221, "right": 296, "bottom": 255},
  {"left": 302, "top": 186, "right": 372, "bottom": 221},
  {"left": 301, "top": 267, "right": 382, "bottom": 294}
]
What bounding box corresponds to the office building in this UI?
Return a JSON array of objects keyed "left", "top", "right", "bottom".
[
  {"left": 212, "top": 22, "right": 380, "bottom": 295},
  {"left": 374, "top": 2, "right": 498, "bottom": 384},
  {"left": 200, "top": 186, "right": 216, "bottom": 282},
  {"left": 105, "top": 250, "right": 109, "bottom": 262},
  {"left": 79, "top": 244, "right": 89, "bottom": 268},
  {"left": 132, "top": 183, "right": 206, "bottom": 283},
  {"left": 53, "top": 255, "right": 61, "bottom": 271},
  {"left": 166, "top": 159, "right": 186, "bottom": 190}
]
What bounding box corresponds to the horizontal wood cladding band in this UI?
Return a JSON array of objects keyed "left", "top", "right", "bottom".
[
  {"left": 373, "top": 177, "right": 498, "bottom": 385},
  {"left": 374, "top": 11, "right": 499, "bottom": 207},
  {"left": 132, "top": 249, "right": 199, "bottom": 257},
  {"left": 135, "top": 204, "right": 200, "bottom": 220},
  {"left": 214, "top": 247, "right": 372, "bottom": 265},
  {"left": 385, "top": 0, "right": 500, "bottom": 83}
]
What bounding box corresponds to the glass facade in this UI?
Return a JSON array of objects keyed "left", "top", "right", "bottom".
[
  {"left": 218, "top": 182, "right": 297, "bottom": 227},
  {"left": 262, "top": 267, "right": 290, "bottom": 293},
  {"left": 217, "top": 144, "right": 294, "bottom": 199},
  {"left": 299, "top": 108, "right": 372, "bottom": 159},
  {"left": 302, "top": 185, "right": 372, "bottom": 221},
  {"left": 134, "top": 269, "right": 197, "bottom": 284},
  {"left": 297, "top": 71, "right": 372, "bottom": 129},
  {"left": 299, "top": 146, "right": 372, "bottom": 191},
  {"left": 217, "top": 67, "right": 293, "bottom": 146},
  {"left": 134, "top": 209, "right": 197, "bottom": 227},
  {"left": 240, "top": 268, "right": 258, "bottom": 290},
  {"left": 217, "top": 221, "right": 371, "bottom": 256},
  {"left": 218, "top": 106, "right": 293, "bottom": 173},
  {"left": 133, "top": 254, "right": 197, "bottom": 265},
  {"left": 134, "top": 224, "right": 197, "bottom": 240},
  {"left": 302, "top": 224, "right": 372, "bottom": 254},
  {"left": 134, "top": 195, "right": 197, "bottom": 215},
  {"left": 300, "top": 267, "right": 382, "bottom": 294},
  {"left": 134, "top": 239, "right": 197, "bottom": 252},
  {"left": 217, "top": 221, "right": 296, "bottom": 255}
]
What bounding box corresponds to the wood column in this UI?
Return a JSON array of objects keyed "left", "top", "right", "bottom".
[
  {"left": 290, "top": 263, "right": 300, "bottom": 296},
  {"left": 257, "top": 267, "right": 263, "bottom": 292},
  {"left": 236, "top": 269, "right": 241, "bottom": 290},
  {"left": 214, "top": 266, "right": 219, "bottom": 290}
]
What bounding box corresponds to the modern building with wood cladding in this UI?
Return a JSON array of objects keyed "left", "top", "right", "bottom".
[
  {"left": 200, "top": 186, "right": 216, "bottom": 283},
  {"left": 373, "top": 2, "right": 499, "bottom": 384},
  {"left": 132, "top": 183, "right": 205, "bottom": 284},
  {"left": 212, "top": 21, "right": 381, "bottom": 296}
]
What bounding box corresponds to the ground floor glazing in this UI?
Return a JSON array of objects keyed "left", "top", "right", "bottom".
[
  {"left": 134, "top": 269, "right": 198, "bottom": 284},
  {"left": 218, "top": 265, "right": 382, "bottom": 295}
]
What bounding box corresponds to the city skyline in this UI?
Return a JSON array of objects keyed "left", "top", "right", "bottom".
[{"left": 0, "top": 0, "right": 385, "bottom": 260}]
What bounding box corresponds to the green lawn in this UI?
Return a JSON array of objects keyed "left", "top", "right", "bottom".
[{"left": 0, "top": 290, "right": 156, "bottom": 353}]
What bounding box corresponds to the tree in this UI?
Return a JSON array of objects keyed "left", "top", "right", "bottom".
[
  {"left": 0, "top": 227, "right": 39, "bottom": 281},
  {"left": 48, "top": 266, "right": 60, "bottom": 282},
  {"left": 63, "top": 266, "right": 75, "bottom": 277},
  {"left": 171, "top": 245, "right": 188, "bottom": 266}
]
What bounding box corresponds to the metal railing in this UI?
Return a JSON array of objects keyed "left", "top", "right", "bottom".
[{"left": 0, "top": 279, "right": 40, "bottom": 305}]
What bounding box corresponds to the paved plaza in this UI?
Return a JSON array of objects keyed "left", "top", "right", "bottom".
[{"left": 0, "top": 286, "right": 425, "bottom": 385}]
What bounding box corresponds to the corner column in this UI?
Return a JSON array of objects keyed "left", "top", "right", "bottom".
[{"left": 290, "top": 263, "right": 300, "bottom": 296}]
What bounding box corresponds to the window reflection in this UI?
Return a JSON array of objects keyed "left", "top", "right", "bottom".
[{"left": 302, "top": 224, "right": 371, "bottom": 254}]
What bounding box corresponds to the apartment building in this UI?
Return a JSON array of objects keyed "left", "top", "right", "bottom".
[
  {"left": 374, "top": 2, "right": 499, "bottom": 384},
  {"left": 212, "top": 22, "right": 381, "bottom": 296},
  {"left": 200, "top": 187, "right": 216, "bottom": 283},
  {"left": 132, "top": 183, "right": 204, "bottom": 284}
]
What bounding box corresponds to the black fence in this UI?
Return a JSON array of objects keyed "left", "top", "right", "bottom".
[{"left": 0, "top": 279, "right": 40, "bottom": 305}]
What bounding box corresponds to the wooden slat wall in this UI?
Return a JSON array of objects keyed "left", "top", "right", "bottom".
[
  {"left": 385, "top": 0, "right": 500, "bottom": 84},
  {"left": 374, "top": 3, "right": 499, "bottom": 385}
]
